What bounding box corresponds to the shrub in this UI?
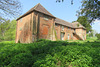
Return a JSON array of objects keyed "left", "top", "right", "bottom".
[
  {"left": 95, "top": 33, "right": 100, "bottom": 40},
  {"left": 0, "top": 39, "right": 100, "bottom": 67},
  {"left": 8, "top": 53, "right": 34, "bottom": 67}
]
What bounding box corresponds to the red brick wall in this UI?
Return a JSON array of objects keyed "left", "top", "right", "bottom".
[
  {"left": 16, "top": 13, "right": 33, "bottom": 43},
  {"left": 16, "top": 11, "right": 55, "bottom": 43},
  {"left": 75, "top": 28, "right": 86, "bottom": 40},
  {"left": 55, "top": 24, "right": 74, "bottom": 40},
  {"left": 16, "top": 11, "right": 86, "bottom": 43},
  {"left": 73, "top": 34, "right": 80, "bottom": 40},
  {"left": 55, "top": 24, "right": 61, "bottom": 40},
  {"left": 38, "top": 13, "right": 55, "bottom": 40},
  {"left": 54, "top": 24, "right": 86, "bottom": 40}
]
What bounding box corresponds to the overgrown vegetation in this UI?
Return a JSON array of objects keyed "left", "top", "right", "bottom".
[
  {"left": 96, "top": 33, "right": 100, "bottom": 40},
  {"left": 0, "top": 39, "right": 100, "bottom": 67},
  {"left": 77, "top": 0, "right": 100, "bottom": 23},
  {"left": 0, "top": 20, "right": 16, "bottom": 41}
]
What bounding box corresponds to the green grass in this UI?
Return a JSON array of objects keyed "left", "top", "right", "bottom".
[
  {"left": 68, "top": 37, "right": 99, "bottom": 43},
  {"left": 0, "top": 39, "right": 100, "bottom": 67},
  {"left": 86, "top": 37, "right": 97, "bottom": 41}
]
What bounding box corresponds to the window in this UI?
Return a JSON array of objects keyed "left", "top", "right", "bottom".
[
  {"left": 68, "top": 27, "right": 70, "bottom": 30},
  {"left": 20, "top": 27, "right": 22, "bottom": 31},
  {"left": 68, "top": 34, "right": 70, "bottom": 40},
  {"left": 55, "top": 23, "right": 58, "bottom": 27},
  {"left": 71, "top": 28, "right": 73, "bottom": 31},
  {"left": 20, "top": 18, "right": 22, "bottom": 22},
  {"left": 83, "top": 29, "right": 85, "bottom": 31},
  {"left": 62, "top": 26, "right": 64, "bottom": 31},
  {"left": 61, "top": 32, "right": 65, "bottom": 40},
  {"left": 74, "top": 29, "right": 76, "bottom": 32},
  {"left": 44, "top": 16, "right": 48, "bottom": 20}
]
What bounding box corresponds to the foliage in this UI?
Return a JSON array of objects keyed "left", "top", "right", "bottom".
[
  {"left": 0, "top": 0, "right": 22, "bottom": 21},
  {"left": 77, "top": 0, "right": 100, "bottom": 23},
  {"left": 95, "top": 33, "right": 100, "bottom": 40},
  {"left": 0, "top": 40, "right": 100, "bottom": 67},
  {"left": 87, "top": 30, "right": 98, "bottom": 37},
  {"left": 88, "top": 32, "right": 93, "bottom": 37},
  {"left": 77, "top": 16, "right": 92, "bottom": 33},
  {"left": 56, "top": 0, "right": 73, "bottom": 5},
  {"left": 0, "top": 19, "right": 17, "bottom": 41}
]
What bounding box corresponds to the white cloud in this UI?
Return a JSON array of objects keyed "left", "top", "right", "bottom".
[
  {"left": 93, "top": 19, "right": 100, "bottom": 26},
  {"left": 93, "top": 19, "right": 100, "bottom": 23}
]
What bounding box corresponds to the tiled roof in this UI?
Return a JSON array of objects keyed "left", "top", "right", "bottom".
[
  {"left": 17, "top": 3, "right": 86, "bottom": 29},
  {"left": 72, "top": 22, "right": 86, "bottom": 29},
  {"left": 55, "top": 18, "right": 86, "bottom": 29},
  {"left": 17, "top": 3, "right": 55, "bottom": 20},
  {"left": 55, "top": 18, "right": 73, "bottom": 28}
]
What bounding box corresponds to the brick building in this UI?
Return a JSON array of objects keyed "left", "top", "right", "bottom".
[{"left": 16, "top": 3, "right": 86, "bottom": 43}]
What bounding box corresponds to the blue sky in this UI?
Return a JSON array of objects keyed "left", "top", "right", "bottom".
[{"left": 19, "top": 0, "right": 100, "bottom": 33}]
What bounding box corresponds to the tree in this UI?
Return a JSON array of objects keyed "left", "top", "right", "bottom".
[
  {"left": 0, "top": 0, "right": 22, "bottom": 21},
  {"left": 77, "top": 0, "right": 100, "bottom": 23},
  {"left": 0, "top": 19, "right": 9, "bottom": 40},
  {"left": 77, "top": 16, "right": 92, "bottom": 33},
  {"left": 56, "top": 0, "right": 74, "bottom": 4},
  {"left": 92, "top": 29, "right": 98, "bottom": 37},
  {"left": 4, "top": 20, "right": 17, "bottom": 40},
  {"left": 0, "top": 19, "right": 17, "bottom": 41},
  {"left": 95, "top": 33, "right": 100, "bottom": 40}
]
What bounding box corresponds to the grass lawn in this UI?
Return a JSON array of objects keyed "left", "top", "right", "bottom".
[
  {"left": 68, "top": 37, "right": 99, "bottom": 43},
  {"left": 0, "top": 38, "right": 100, "bottom": 67}
]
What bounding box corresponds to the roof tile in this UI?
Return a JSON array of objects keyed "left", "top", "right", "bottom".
[
  {"left": 55, "top": 18, "right": 86, "bottom": 29},
  {"left": 17, "top": 3, "right": 86, "bottom": 29},
  {"left": 17, "top": 3, "right": 55, "bottom": 20}
]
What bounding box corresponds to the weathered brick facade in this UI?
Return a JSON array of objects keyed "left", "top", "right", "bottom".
[{"left": 16, "top": 3, "right": 86, "bottom": 43}]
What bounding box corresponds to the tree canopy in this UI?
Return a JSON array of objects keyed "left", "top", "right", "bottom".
[
  {"left": 57, "top": 0, "right": 100, "bottom": 23},
  {"left": 0, "top": 0, "right": 22, "bottom": 21},
  {"left": 0, "top": 19, "right": 17, "bottom": 41},
  {"left": 77, "top": 16, "right": 92, "bottom": 33},
  {"left": 78, "top": 0, "right": 100, "bottom": 23},
  {"left": 56, "top": 0, "right": 73, "bottom": 4}
]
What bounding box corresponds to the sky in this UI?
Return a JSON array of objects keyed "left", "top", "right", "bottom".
[{"left": 19, "top": 0, "right": 100, "bottom": 33}]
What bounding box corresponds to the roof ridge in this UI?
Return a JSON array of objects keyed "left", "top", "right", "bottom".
[
  {"left": 56, "top": 17, "right": 71, "bottom": 23},
  {"left": 71, "top": 21, "right": 86, "bottom": 29},
  {"left": 38, "top": 3, "right": 54, "bottom": 16},
  {"left": 17, "top": 3, "right": 55, "bottom": 20},
  {"left": 34, "top": 3, "right": 40, "bottom": 9},
  {"left": 55, "top": 17, "right": 74, "bottom": 28}
]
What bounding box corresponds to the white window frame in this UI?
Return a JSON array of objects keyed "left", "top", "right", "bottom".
[
  {"left": 61, "top": 32, "right": 65, "bottom": 40},
  {"left": 68, "top": 27, "right": 70, "bottom": 30},
  {"left": 62, "top": 26, "right": 64, "bottom": 31},
  {"left": 68, "top": 34, "right": 70, "bottom": 40},
  {"left": 44, "top": 16, "right": 48, "bottom": 20},
  {"left": 55, "top": 23, "right": 58, "bottom": 27},
  {"left": 71, "top": 28, "right": 73, "bottom": 31},
  {"left": 20, "top": 27, "right": 22, "bottom": 31}
]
